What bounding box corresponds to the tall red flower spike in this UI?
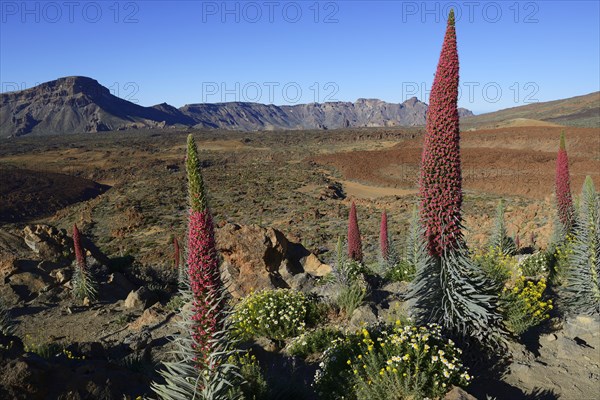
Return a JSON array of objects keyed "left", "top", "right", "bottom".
[
  {"left": 72, "top": 224, "right": 86, "bottom": 270},
  {"left": 419, "top": 9, "right": 462, "bottom": 257},
  {"left": 380, "top": 210, "right": 389, "bottom": 259},
  {"left": 555, "top": 132, "right": 575, "bottom": 232},
  {"left": 347, "top": 201, "right": 363, "bottom": 262},
  {"left": 185, "top": 134, "right": 222, "bottom": 363}
]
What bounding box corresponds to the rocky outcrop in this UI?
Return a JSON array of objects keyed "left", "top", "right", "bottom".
[
  {"left": 498, "top": 315, "right": 600, "bottom": 399},
  {"left": 22, "top": 225, "right": 71, "bottom": 261},
  {"left": 216, "top": 223, "right": 331, "bottom": 298}
]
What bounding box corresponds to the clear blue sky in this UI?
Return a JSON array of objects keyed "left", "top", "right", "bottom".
[{"left": 1, "top": 0, "right": 598, "bottom": 113}]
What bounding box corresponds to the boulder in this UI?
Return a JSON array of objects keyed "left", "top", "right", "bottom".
[
  {"left": 350, "top": 305, "right": 378, "bottom": 329},
  {"left": 8, "top": 272, "right": 52, "bottom": 301},
  {"left": 51, "top": 268, "right": 71, "bottom": 285},
  {"left": 128, "top": 304, "right": 164, "bottom": 331},
  {"left": 301, "top": 253, "right": 332, "bottom": 277},
  {"left": 444, "top": 386, "right": 478, "bottom": 400},
  {"left": 123, "top": 327, "right": 152, "bottom": 351},
  {"left": 216, "top": 223, "right": 327, "bottom": 298},
  {"left": 563, "top": 315, "right": 600, "bottom": 341},
  {"left": 124, "top": 287, "right": 157, "bottom": 310}
]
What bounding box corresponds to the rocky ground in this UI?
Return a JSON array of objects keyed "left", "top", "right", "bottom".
[{"left": 1, "top": 126, "right": 599, "bottom": 398}]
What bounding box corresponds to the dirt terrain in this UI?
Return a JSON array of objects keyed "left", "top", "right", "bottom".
[
  {"left": 0, "top": 125, "right": 599, "bottom": 399},
  {"left": 314, "top": 126, "right": 600, "bottom": 200},
  {"left": 0, "top": 167, "right": 109, "bottom": 223}
]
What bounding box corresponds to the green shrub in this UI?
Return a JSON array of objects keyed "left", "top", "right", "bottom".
[
  {"left": 385, "top": 259, "right": 415, "bottom": 283},
  {"left": 335, "top": 282, "right": 366, "bottom": 319},
  {"left": 232, "top": 289, "right": 316, "bottom": 342},
  {"left": 165, "top": 294, "right": 185, "bottom": 312},
  {"left": 288, "top": 327, "right": 344, "bottom": 358},
  {"left": 500, "top": 277, "right": 553, "bottom": 336},
  {"left": 550, "top": 233, "right": 575, "bottom": 284},
  {"left": 23, "top": 336, "right": 63, "bottom": 359},
  {"left": 382, "top": 205, "right": 419, "bottom": 283},
  {"left": 228, "top": 351, "right": 268, "bottom": 400},
  {"left": 473, "top": 247, "right": 517, "bottom": 288},
  {"left": 488, "top": 199, "right": 516, "bottom": 256},
  {"left": 518, "top": 252, "right": 550, "bottom": 277},
  {"left": 313, "top": 331, "right": 365, "bottom": 399},
  {"left": 314, "top": 323, "right": 470, "bottom": 400}
]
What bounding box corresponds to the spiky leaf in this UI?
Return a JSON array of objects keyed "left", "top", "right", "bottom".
[{"left": 562, "top": 176, "right": 600, "bottom": 315}]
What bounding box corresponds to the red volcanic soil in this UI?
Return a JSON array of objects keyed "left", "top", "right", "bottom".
[
  {"left": 0, "top": 167, "right": 109, "bottom": 223},
  {"left": 314, "top": 126, "right": 600, "bottom": 199}
]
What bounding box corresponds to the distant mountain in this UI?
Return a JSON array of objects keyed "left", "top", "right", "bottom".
[
  {"left": 462, "top": 92, "right": 600, "bottom": 129},
  {"left": 1, "top": 76, "right": 475, "bottom": 137},
  {"left": 0, "top": 77, "right": 196, "bottom": 137}
]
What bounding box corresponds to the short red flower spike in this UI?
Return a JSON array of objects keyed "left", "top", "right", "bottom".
[{"left": 347, "top": 201, "right": 363, "bottom": 262}]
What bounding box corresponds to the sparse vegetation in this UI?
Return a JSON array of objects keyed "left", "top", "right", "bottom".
[{"left": 0, "top": 7, "right": 597, "bottom": 400}]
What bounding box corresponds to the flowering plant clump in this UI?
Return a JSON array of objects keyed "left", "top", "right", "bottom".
[
  {"left": 288, "top": 327, "right": 344, "bottom": 358},
  {"left": 551, "top": 233, "right": 575, "bottom": 284},
  {"left": 153, "top": 135, "right": 241, "bottom": 400},
  {"left": 385, "top": 259, "right": 416, "bottom": 283},
  {"left": 227, "top": 351, "right": 268, "bottom": 399},
  {"left": 473, "top": 247, "right": 517, "bottom": 288},
  {"left": 518, "top": 252, "right": 550, "bottom": 277},
  {"left": 501, "top": 277, "right": 553, "bottom": 336},
  {"left": 232, "top": 289, "right": 316, "bottom": 342},
  {"left": 314, "top": 323, "right": 470, "bottom": 400}
]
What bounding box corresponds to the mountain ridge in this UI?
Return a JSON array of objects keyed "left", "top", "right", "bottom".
[
  {"left": 462, "top": 91, "right": 599, "bottom": 128},
  {"left": 0, "top": 76, "right": 473, "bottom": 137}
]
